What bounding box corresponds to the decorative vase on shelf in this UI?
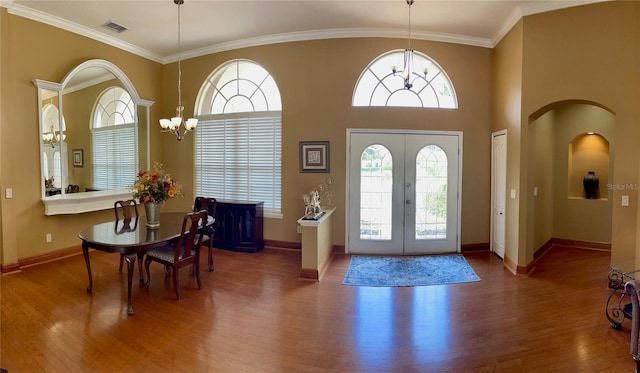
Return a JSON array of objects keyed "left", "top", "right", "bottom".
[
  {"left": 144, "top": 203, "right": 161, "bottom": 228},
  {"left": 583, "top": 171, "right": 599, "bottom": 199}
]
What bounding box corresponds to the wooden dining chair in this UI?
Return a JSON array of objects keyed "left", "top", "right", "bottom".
[
  {"left": 193, "top": 196, "right": 217, "bottom": 271},
  {"left": 114, "top": 199, "right": 139, "bottom": 272},
  {"left": 144, "top": 210, "right": 208, "bottom": 300}
]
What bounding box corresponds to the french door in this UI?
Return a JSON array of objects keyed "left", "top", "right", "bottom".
[{"left": 346, "top": 130, "right": 462, "bottom": 255}]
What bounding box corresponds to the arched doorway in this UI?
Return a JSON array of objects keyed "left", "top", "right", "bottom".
[{"left": 527, "top": 101, "right": 615, "bottom": 259}]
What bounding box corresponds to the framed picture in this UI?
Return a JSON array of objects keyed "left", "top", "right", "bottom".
[
  {"left": 299, "top": 141, "right": 330, "bottom": 173},
  {"left": 72, "top": 149, "right": 84, "bottom": 168}
]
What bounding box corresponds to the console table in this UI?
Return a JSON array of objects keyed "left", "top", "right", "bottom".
[
  {"left": 213, "top": 200, "right": 264, "bottom": 252},
  {"left": 607, "top": 260, "right": 640, "bottom": 329}
]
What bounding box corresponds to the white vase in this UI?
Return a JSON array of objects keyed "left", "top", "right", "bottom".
[{"left": 144, "top": 203, "right": 161, "bottom": 228}]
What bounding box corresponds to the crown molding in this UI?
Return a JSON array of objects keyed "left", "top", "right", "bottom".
[
  {"left": 3, "top": 0, "right": 610, "bottom": 64},
  {"left": 164, "top": 28, "right": 493, "bottom": 64},
  {"left": 5, "top": 3, "right": 164, "bottom": 63},
  {"left": 492, "top": 0, "right": 611, "bottom": 47}
]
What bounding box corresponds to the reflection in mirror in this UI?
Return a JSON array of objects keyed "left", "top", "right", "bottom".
[
  {"left": 40, "top": 89, "right": 64, "bottom": 196},
  {"left": 62, "top": 67, "right": 134, "bottom": 192},
  {"left": 34, "top": 59, "right": 153, "bottom": 215}
]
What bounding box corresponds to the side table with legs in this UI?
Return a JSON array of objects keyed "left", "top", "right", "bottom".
[{"left": 607, "top": 261, "right": 640, "bottom": 329}]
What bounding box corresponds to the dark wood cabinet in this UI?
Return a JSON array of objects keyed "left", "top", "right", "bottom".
[{"left": 214, "top": 200, "right": 264, "bottom": 253}]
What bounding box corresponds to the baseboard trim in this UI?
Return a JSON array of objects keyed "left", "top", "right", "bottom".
[
  {"left": 7, "top": 238, "right": 601, "bottom": 276},
  {"left": 264, "top": 239, "right": 300, "bottom": 251},
  {"left": 2, "top": 246, "right": 82, "bottom": 274},
  {"left": 518, "top": 237, "right": 611, "bottom": 276},
  {"left": 550, "top": 237, "right": 611, "bottom": 251},
  {"left": 462, "top": 242, "right": 490, "bottom": 252},
  {"left": 299, "top": 268, "right": 319, "bottom": 280}
]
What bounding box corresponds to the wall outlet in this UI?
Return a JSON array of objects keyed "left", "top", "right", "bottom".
[
  {"left": 622, "top": 195, "right": 630, "bottom": 207},
  {"left": 46, "top": 233, "right": 52, "bottom": 243},
  {"left": 296, "top": 226, "right": 302, "bottom": 234}
]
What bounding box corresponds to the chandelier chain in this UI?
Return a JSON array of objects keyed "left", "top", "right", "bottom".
[
  {"left": 407, "top": 0, "right": 413, "bottom": 49},
  {"left": 177, "top": 0, "right": 182, "bottom": 108},
  {"left": 159, "top": 0, "right": 197, "bottom": 141}
]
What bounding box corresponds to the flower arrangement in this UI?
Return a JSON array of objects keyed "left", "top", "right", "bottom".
[{"left": 131, "top": 162, "right": 183, "bottom": 205}]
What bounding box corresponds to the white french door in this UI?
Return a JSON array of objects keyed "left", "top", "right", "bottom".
[{"left": 346, "top": 130, "right": 462, "bottom": 255}]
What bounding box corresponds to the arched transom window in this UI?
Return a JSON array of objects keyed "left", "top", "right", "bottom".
[
  {"left": 91, "top": 86, "right": 137, "bottom": 190},
  {"left": 195, "top": 59, "right": 282, "bottom": 216},
  {"left": 352, "top": 50, "right": 457, "bottom": 109}
]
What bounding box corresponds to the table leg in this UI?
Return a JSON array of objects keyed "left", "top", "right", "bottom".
[
  {"left": 125, "top": 254, "right": 136, "bottom": 316},
  {"left": 82, "top": 241, "right": 93, "bottom": 292},
  {"left": 607, "top": 268, "right": 631, "bottom": 329},
  {"left": 137, "top": 252, "right": 145, "bottom": 285}
]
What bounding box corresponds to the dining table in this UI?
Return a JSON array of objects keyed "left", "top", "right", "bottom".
[{"left": 79, "top": 212, "right": 212, "bottom": 316}]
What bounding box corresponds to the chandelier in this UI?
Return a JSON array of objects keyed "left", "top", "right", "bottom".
[
  {"left": 42, "top": 125, "right": 65, "bottom": 147},
  {"left": 159, "top": 0, "right": 197, "bottom": 141},
  {"left": 391, "top": 0, "right": 427, "bottom": 90}
]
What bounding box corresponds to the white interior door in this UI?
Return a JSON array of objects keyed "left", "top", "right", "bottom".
[
  {"left": 347, "top": 130, "right": 461, "bottom": 255},
  {"left": 491, "top": 131, "right": 507, "bottom": 259}
]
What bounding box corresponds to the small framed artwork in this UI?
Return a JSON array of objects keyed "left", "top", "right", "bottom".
[
  {"left": 299, "top": 141, "right": 330, "bottom": 173},
  {"left": 72, "top": 149, "right": 84, "bottom": 168}
]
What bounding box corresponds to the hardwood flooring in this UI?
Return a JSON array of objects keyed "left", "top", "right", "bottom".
[{"left": 0, "top": 245, "right": 635, "bottom": 372}]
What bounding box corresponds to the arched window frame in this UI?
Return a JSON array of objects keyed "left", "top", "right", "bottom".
[
  {"left": 352, "top": 50, "right": 458, "bottom": 109},
  {"left": 90, "top": 86, "right": 137, "bottom": 190},
  {"left": 194, "top": 59, "right": 282, "bottom": 217}
]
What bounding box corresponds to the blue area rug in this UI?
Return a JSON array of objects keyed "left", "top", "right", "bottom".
[{"left": 342, "top": 254, "right": 480, "bottom": 287}]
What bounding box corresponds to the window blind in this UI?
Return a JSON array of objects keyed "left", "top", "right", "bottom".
[
  {"left": 92, "top": 124, "right": 137, "bottom": 190},
  {"left": 195, "top": 114, "right": 281, "bottom": 214}
]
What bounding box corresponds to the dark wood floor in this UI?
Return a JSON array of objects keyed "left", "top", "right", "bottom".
[{"left": 0, "top": 245, "right": 635, "bottom": 372}]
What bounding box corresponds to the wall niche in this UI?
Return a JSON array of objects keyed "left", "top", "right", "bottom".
[{"left": 568, "top": 132, "right": 609, "bottom": 200}]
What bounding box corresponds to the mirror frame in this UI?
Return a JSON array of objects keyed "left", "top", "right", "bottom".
[{"left": 34, "top": 59, "right": 154, "bottom": 215}]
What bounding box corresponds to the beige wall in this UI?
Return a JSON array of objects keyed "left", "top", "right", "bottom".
[
  {"left": 492, "top": 21, "right": 524, "bottom": 268},
  {"left": 529, "top": 110, "right": 554, "bottom": 253},
  {"left": 528, "top": 104, "right": 614, "bottom": 251},
  {"left": 552, "top": 105, "right": 613, "bottom": 243},
  {"left": 161, "top": 38, "right": 493, "bottom": 249},
  {"left": 3, "top": 1, "right": 639, "bottom": 270},
  {"left": 0, "top": 12, "right": 162, "bottom": 263},
  {"left": 521, "top": 1, "right": 640, "bottom": 263},
  {"left": 0, "top": 10, "right": 492, "bottom": 265}
]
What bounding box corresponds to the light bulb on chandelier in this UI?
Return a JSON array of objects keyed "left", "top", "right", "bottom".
[
  {"left": 42, "top": 125, "right": 66, "bottom": 148},
  {"left": 159, "top": 0, "right": 197, "bottom": 141}
]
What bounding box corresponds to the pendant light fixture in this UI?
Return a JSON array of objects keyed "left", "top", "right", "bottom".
[
  {"left": 391, "top": 0, "right": 427, "bottom": 90},
  {"left": 159, "top": 0, "right": 197, "bottom": 141}
]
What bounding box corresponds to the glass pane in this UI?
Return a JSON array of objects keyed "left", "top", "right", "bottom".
[
  {"left": 415, "top": 145, "right": 447, "bottom": 240},
  {"left": 53, "top": 151, "right": 62, "bottom": 188},
  {"left": 352, "top": 50, "right": 458, "bottom": 109},
  {"left": 360, "top": 145, "right": 392, "bottom": 240},
  {"left": 197, "top": 60, "right": 281, "bottom": 114}
]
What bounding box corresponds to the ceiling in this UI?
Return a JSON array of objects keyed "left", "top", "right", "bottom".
[{"left": 3, "top": 0, "right": 604, "bottom": 64}]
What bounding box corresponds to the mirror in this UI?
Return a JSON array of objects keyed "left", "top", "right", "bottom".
[
  {"left": 40, "top": 89, "right": 64, "bottom": 196},
  {"left": 34, "top": 60, "right": 153, "bottom": 215}
]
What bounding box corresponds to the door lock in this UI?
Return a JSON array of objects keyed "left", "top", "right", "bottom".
[
  {"left": 406, "top": 200, "right": 411, "bottom": 205},
  {"left": 406, "top": 182, "right": 411, "bottom": 188}
]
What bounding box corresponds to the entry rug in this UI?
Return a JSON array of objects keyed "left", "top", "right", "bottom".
[{"left": 342, "top": 254, "right": 480, "bottom": 287}]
